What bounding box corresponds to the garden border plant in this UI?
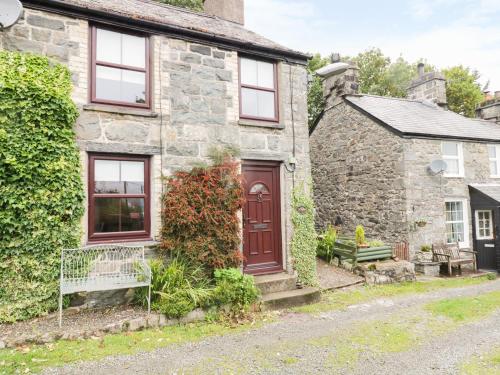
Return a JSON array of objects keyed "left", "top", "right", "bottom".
[
  {"left": 0, "top": 52, "right": 84, "bottom": 323},
  {"left": 291, "top": 183, "right": 319, "bottom": 286}
]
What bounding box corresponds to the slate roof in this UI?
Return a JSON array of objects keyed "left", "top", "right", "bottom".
[
  {"left": 469, "top": 185, "right": 500, "bottom": 203},
  {"left": 26, "top": 0, "right": 308, "bottom": 61},
  {"left": 345, "top": 95, "right": 500, "bottom": 142}
]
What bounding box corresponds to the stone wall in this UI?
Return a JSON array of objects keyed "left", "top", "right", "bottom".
[
  {"left": 0, "top": 7, "right": 310, "bottom": 271},
  {"left": 403, "top": 139, "right": 494, "bottom": 255},
  {"left": 310, "top": 102, "right": 407, "bottom": 245}
]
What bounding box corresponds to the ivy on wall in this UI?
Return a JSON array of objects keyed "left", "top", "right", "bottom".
[
  {"left": 0, "top": 52, "right": 84, "bottom": 323},
  {"left": 290, "top": 183, "right": 319, "bottom": 286}
]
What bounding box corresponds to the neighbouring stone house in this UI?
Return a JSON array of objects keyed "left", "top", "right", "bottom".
[
  {"left": 1, "top": 0, "right": 311, "bottom": 278},
  {"left": 310, "top": 61, "right": 500, "bottom": 272}
]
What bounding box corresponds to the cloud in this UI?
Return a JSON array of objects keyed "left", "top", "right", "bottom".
[{"left": 245, "top": 0, "right": 500, "bottom": 90}]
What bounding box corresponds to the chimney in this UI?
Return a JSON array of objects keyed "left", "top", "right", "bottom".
[
  {"left": 203, "top": 0, "right": 244, "bottom": 25},
  {"left": 316, "top": 60, "right": 359, "bottom": 107},
  {"left": 476, "top": 90, "right": 500, "bottom": 124},
  {"left": 407, "top": 64, "right": 447, "bottom": 107}
]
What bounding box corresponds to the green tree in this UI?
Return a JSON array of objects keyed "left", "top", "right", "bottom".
[
  {"left": 307, "top": 53, "right": 330, "bottom": 129},
  {"left": 442, "top": 65, "right": 483, "bottom": 117},
  {"left": 157, "top": 0, "right": 203, "bottom": 11},
  {"left": 350, "top": 48, "right": 391, "bottom": 96}
]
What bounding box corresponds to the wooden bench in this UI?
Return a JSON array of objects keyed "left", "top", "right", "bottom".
[
  {"left": 331, "top": 239, "right": 393, "bottom": 267},
  {"left": 59, "top": 244, "right": 151, "bottom": 327},
  {"left": 432, "top": 242, "right": 477, "bottom": 276}
]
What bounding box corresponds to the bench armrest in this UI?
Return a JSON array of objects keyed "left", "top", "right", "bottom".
[{"left": 459, "top": 249, "right": 477, "bottom": 254}]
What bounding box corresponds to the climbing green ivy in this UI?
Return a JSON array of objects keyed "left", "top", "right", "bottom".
[
  {"left": 0, "top": 52, "right": 84, "bottom": 323},
  {"left": 291, "top": 183, "right": 318, "bottom": 286}
]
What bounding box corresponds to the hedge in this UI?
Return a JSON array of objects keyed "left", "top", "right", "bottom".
[{"left": 0, "top": 52, "right": 84, "bottom": 322}]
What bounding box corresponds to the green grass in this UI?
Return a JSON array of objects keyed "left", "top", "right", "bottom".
[
  {"left": 0, "top": 322, "right": 258, "bottom": 375},
  {"left": 461, "top": 347, "right": 500, "bottom": 374},
  {"left": 426, "top": 290, "right": 500, "bottom": 323},
  {"left": 294, "top": 276, "right": 494, "bottom": 314}
]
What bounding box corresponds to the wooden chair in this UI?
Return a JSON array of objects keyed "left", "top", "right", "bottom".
[{"left": 431, "top": 242, "right": 477, "bottom": 276}]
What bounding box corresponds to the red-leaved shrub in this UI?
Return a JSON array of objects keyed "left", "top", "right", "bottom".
[{"left": 160, "top": 153, "right": 245, "bottom": 271}]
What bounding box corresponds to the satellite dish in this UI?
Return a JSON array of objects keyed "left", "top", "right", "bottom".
[
  {"left": 0, "top": 0, "right": 23, "bottom": 30},
  {"left": 429, "top": 159, "right": 447, "bottom": 175}
]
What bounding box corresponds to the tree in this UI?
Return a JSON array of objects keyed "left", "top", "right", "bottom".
[
  {"left": 157, "top": 0, "right": 203, "bottom": 11},
  {"left": 307, "top": 54, "right": 330, "bottom": 129},
  {"left": 442, "top": 66, "right": 483, "bottom": 118}
]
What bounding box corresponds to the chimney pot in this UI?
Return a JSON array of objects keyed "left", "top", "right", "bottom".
[
  {"left": 417, "top": 63, "right": 425, "bottom": 78},
  {"left": 330, "top": 53, "right": 341, "bottom": 63}
]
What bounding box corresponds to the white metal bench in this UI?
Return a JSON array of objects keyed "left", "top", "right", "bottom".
[{"left": 59, "top": 244, "right": 151, "bottom": 327}]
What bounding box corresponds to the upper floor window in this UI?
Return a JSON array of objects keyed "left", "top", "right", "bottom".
[
  {"left": 488, "top": 144, "right": 500, "bottom": 177},
  {"left": 91, "top": 27, "right": 150, "bottom": 108},
  {"left": 442, "top": 141, "right": 464, "bottom": 177},
  {"left": 239, "top": 57, "right": 279, "bottom": 122}
]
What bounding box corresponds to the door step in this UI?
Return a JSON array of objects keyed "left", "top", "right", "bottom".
[
  {"left": 254, "top": 272, "right": 297, "bottom": 294},
  {"left": 260, "top": 287, "right": 321, "bottom": 311}
]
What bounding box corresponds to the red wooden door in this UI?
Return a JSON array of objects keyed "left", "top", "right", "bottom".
[{"left": 242, "top": 161, "right": 283, "bottom": 274}]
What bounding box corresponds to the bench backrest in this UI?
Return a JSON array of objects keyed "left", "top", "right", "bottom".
[
  {"left": 432, "top": 242, "right": 460, "bottom": 262},
  {"left": 61, "top": 245, "right": 146, "bottom": 284}
]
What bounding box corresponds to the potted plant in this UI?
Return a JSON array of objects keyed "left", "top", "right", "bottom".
[
  {"left": 355, "top": 225, "right": 369, "bottom": 248},
  {"left": 415, "top": 244, "right": 433, "bottom": 262},
  {"left": 415, "top": 218, "right": 427, "bottom": 227}
]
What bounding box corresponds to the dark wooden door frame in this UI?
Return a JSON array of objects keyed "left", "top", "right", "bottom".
[
  {"left": 469, "top": 187, "right": 500, "bottom": 271},
  {"left": 242, "top": 160, "right": 283, "bottom": 275}
]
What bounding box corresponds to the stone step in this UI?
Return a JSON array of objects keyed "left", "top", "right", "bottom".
[
  {"left": 260, "top": 287, "right": 321, "bottom": 311},
  {"left": 254, "top": 273, "right": 297, "bottom": 295}
]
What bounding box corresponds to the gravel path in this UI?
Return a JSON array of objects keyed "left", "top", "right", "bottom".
[{"left": 43, "top": 279, "right": 500, "bottom": 375}]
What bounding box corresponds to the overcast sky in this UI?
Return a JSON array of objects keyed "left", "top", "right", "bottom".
[{"left": 245, "top": 0, "right": 500, "bottom": 91}]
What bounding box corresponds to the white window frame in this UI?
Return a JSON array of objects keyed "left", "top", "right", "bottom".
[
  {"left": 444, "top": 198, "right": 469, "bottom": 248},
  {"left": 475, "top": 210, "right": 494, "bottom": 240},
  {"left": 442, "top": 141, "right": 464, "bottom": 177},
  {"left": 487, "top": 144, "right": 500, "bottom": 178}
]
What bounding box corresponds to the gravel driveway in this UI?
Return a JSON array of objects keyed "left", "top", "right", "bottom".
[{"left": 43, "top": 279, "right": 500, "bottom": 375}]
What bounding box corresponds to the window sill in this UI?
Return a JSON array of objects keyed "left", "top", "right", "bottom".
[
  {"left": 83, "top": 104, "right": 158, "bottom": 118},
  {"left": 238, "top": 119, "right": 285, "bottom": 130},
  {"left": 443, "top": 175, "right": 464, "bottom": 178},
  {"left": 87, "top": 238, "right": 156, "bottom": 246}
]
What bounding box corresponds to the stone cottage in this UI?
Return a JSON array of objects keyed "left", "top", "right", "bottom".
[
  {"left": 310, "top": 61, "right": 500, "bottom": 272},
  {"left": 1, "top": 0, "right": 312, "bottom": 280}
]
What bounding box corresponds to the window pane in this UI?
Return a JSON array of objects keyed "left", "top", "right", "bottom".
[
  {"left": 241, "top": 88, "right": 275, "bottom": 119},
  {"left": 257, "top": 61, "right": 275, "bottom": 89},
  {"left": 94, "top": 198, "right": 145, "bottom": 233},
  {"left": 443, "top": 142, "right": 458, "bottom": 156},
  {"left": 96, "top": 29, "right": 145, "bottom": 69},
  {"left": 94, "top": 198, "right": 120, "bottom": 232},
  {"left": 121, "top": 161, "right": 144, "bottom": 194},
  {"left": 95, "top": 160, "right": 121, "bottom": 193},
  {"left": 96, "top": 66, "right": 146, "bottom": 104},
  {"left": 121, "top": 198, "right": 145, "bottom": 231},
  {"left": 444, "top": 159, "right": 459, "bottom": 174},
  {"left": 490, "top": 161, "right": 498, "bottom": 175},
  {"left": 96, "top": 29, "right": 121, "bottom": 65},
  {"left": 241, "top": 87, "right": 258, "bottom": 117},
  {"left": 488, "top": 145, "right": 496, "bottom": 158},
  {"left": 122, "top": 33, "right": 146, "bottom": 68},
  {"left": 241, "top": 58, "right": 258, "bottom": 86},
  {"left": 94, "top": 160, "right": 145, "bottom": 194},
  {"left": 258, "top": 90, "right": 276, "bottom": 118}
]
